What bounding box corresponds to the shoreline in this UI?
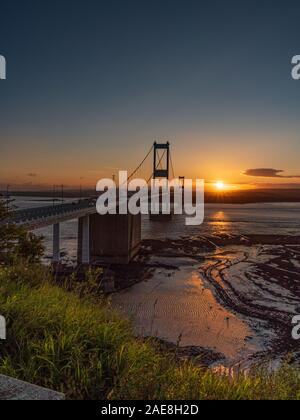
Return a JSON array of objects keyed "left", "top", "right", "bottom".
[
  {"left": 54, "top": 233, "right": 300, "bottom": 368},
  {"left": 3, "top": 190, "right": 300, "bottom": 205},
  {"left": 116, "top": 234, "right": 300, "bottom": 367}
]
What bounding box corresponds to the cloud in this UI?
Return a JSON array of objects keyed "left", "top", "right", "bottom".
[
  {"left": 27, "top": 173, "right": 38, "bottom": 178},
  {"left": 243, "top": 168, "right": 300, "bottom": 179}
]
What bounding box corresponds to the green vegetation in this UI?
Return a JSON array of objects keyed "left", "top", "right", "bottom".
[
  {"left": 0, "top": 200, "right": 44, "bottom": 264},
  {"left": 1, "top": 200, "right": 300, "bottom": 400},
  {"left": 0, "top": 260, "right": 300, "bottom": 400}
]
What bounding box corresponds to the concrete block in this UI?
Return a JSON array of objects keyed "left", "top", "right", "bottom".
[{"left": 0, "top": 375, "right": 64, "bottom": 400}]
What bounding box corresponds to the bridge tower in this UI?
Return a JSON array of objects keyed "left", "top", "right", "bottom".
[
  {"left": 153, "top": 141, "right": 170, "bottom": 180},
  {"left": 150, "top": 141, "right": 172, "bottom": 221}
]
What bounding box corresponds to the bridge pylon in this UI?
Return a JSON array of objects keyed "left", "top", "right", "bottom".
[
  {"left": 150, "top": 141, "right": 173, "bottom": 222},
  {"left": 153, "top": 141, "right": 170, "bottom": 180}
]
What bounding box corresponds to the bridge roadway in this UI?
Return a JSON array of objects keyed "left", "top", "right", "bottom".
[
  {"left": 11, "top": 199, "right": 97, "bottom": 230},
  {"left": 7, "top": 197, "right": 142, "bottom": 265},
  {"left": 1, "top": 142, "right": 172, "bottom": 264}
]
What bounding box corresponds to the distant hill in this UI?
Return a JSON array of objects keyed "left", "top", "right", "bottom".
[
  {"left": 2, "top": 188, "right": 300, "bottom": 204},
  {"left": 205, "top": 189, "right": 300, "bottom": 204}
]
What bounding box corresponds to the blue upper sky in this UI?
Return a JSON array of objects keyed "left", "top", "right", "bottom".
[{"left": 1, "top": 0, "right": 300, "bottom": 189}]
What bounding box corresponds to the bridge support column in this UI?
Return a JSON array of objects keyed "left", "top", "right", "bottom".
[
  {"left": 78, "top": 215, "right": 90, "bottom": 265},
  {"left": 53, "top": 223, "right": 60, "bottom": 263},
  {"left": 89, "top": 213, "right": 141, "bottom": 264}
]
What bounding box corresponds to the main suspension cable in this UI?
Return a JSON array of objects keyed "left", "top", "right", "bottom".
[
  {"left": 170, "top": 150, "right": 176, "bottom": 179},
  {"left": 146, "top": 150, "right": 166, "bottom": 184},
  {"left": 121, "top": 144, "right": 154, "bottom": 186}
]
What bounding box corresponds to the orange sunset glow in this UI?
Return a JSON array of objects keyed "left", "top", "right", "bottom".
[{"left": 215, "top": 181, "right": 225, "bottom": 190}]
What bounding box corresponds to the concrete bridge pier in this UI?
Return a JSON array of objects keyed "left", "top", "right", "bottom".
[
  {"left": 149, "top": 202, "right": 173, "bottom": 222},
  {"left": 80, "top": 215, "right": 90, "bottom": 265},
  {"left": 77, "top": 213, "right": 141, "bottom": 265},
  {"left": 52, "top": 223, "right": 60, "bottom": 263}
]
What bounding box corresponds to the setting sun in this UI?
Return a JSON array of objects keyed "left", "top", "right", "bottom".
[{"left": 215, "top": 181, "right": 225, "bottom": 190}]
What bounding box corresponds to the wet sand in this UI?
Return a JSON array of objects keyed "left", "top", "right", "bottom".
[{"left": 112, "top": 235, "right": 300, "bottom": 367}]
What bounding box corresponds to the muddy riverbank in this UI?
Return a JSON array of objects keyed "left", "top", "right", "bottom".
[
  {"left": 110, "top": 235, "right": 300, "bottom": 368},
  {"left": 52, "top": 234, "right": 300, "bottom": 368}
]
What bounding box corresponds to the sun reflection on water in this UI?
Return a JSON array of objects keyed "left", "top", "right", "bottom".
[{"left": 210, "top": 211, "right": 230, "bottom": 235}]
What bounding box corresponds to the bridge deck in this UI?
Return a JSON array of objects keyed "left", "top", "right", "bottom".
[{"left": 10, "top": 199, "right": 97, "bottom": 230}]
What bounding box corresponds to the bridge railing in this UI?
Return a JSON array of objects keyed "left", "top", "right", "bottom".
[{"left": 8, "top": 199, "right": 96, "bottom": 225}]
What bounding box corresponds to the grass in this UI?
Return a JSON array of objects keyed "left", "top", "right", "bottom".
[{"left": 0, "top": 260, "right": 300, "bottom": 400}]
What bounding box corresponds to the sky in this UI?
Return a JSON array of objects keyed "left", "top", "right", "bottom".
[{"left": 0, "top": 0, "right": 300, "bottom": 190}]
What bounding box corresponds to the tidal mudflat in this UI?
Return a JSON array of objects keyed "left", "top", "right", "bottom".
[{"left": 112, "top": 235, "right": 300, "bottom": 368}]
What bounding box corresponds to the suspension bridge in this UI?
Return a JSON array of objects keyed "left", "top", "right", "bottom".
[{"left": 4, "top": 142, "right": 180, "bottom": 265}]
